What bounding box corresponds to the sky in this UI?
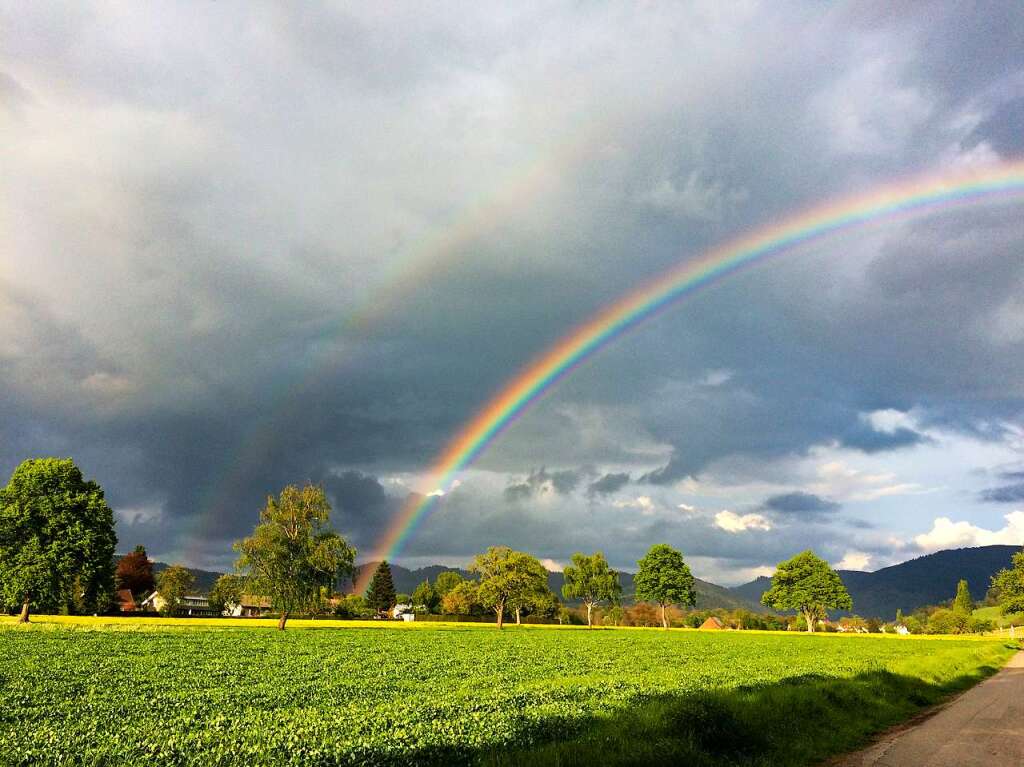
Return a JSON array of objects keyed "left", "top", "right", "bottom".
[{"left": 2, "top": 2, "right": 1023, "bottom": 586}]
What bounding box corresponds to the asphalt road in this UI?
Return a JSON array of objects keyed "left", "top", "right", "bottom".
[{"left": 836, "top": 651, "right": 1024, "bottom": 766}]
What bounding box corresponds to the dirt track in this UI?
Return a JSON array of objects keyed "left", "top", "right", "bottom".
[{"left": 835, "top": 650, "right": 1024, "bottom": 766}]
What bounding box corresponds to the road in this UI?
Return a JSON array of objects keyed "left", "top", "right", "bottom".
[{"left": 836, "top": 651, "right": 1024, "bottom": 766}]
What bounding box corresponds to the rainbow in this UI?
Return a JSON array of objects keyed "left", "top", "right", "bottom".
[{"left": 353, "top": 159, "right": 1024, "bottom": 590}]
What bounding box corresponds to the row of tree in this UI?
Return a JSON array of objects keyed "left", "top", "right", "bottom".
[{"left": 4, "top": 460, "right": 1024, "bottom": 632}]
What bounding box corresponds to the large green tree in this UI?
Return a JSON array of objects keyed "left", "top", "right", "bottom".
[
  {"left": 440, "top": 580, "right": 481, "bottom": 615},
  {"left": 411, "top": 579, "right": 440, "bottom": 613},
  {"left": 991, "top": 549, "right": 1024, "bottom": 616},
  {"left": 561, "top": 551, "right": 622, "bottom": 627},
  {"left": 761, "top": 550, "right": 852, "bottom": 632},
  {"left": 155, "top": 565, "right": 195, "bottom": 616},
  {"left": 471, "top": 546, "right": 549, "bottom": 629},
  {"left": 433, "top": 570, "right": 464, "bottom": 597},
  {"left": 365, "top": 561, "right": 397, "bottom": 615},
  {"left": 0, "top": 458, "right": 117, "bottom": 622},
  {"left": 234, "top": 484, "right": 356, "bottom": 630},
  {"left": 633, "top": 544, "right": 696, "bottom": 629}
]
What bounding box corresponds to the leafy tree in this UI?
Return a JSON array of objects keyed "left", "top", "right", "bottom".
[
  {"left": 471, "top": 546, "right": 549, "bottom": 629},
  {"left": 208, "top": 573, "right": 244, "bottom": 615},
  {"left": 441, "top": 580, "right": 481, "bottom": 615},
  {"left": 365, "top": 561, "right": 397, "bottom": 615},
  {"left": 155, "top": 565, "right": 195, "bottom": 616},
  {"left": 411, "top": 580, "right": 440, "bottom": 613},
  {"left": 510, "top": 581, "right": 558, "bottom": 624},
  {"left": 116, "top": 545, "right": 155, "bottom": 597},
  {"left": 927, "top": 607, "right": 969, "bottom": 635},
  {"left": 761, "top": 550, "right": 852, "bottom": 633},
  {"left": 433, "top": 570, "right": 464, "bottom": 596},
  {"left": 561, "top": 551, "right": 622, "bottom": 628},
  {"left": 633, "top": 544, "right": 696, "bottom": 629},
  {"left": 334, "top": 594, "right": 373, "bottom": 619},
  {"left": 605, "top": 605, "right": 625, "bottom": 626},
  {"left": 234, "top": 484, "right": 356, "bottom": 630},
  {"left": 952, "top": 579, "right": 974, "bottom": 615},
  {"left": 991, "top": 549, "right": 1024, "bottom": 615},
  {"left": 0, "top": 458, "right": 117, "bottom": 621}
]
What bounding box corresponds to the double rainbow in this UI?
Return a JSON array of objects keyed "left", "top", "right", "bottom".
[{"left": 355, "top": 159, "right": 1024, "bottom": 590}]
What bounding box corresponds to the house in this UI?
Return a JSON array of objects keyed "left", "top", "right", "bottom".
[
  {"left": 700, "top": 616, "right": 725, "bottom": 630},
  {"left": 391, "top": 603, "right": 412, "bottom": 620},
  {"left": 139, "top": 592, "right": 219, "bottom": 617},
  {"left": 226, "top": 595, "right": 273, "bottom": 617},
  {"left": 115, "top": 589, "right": 136, "bottom": 613},
  {"left": 894, "top": 624, "right": 910, "bottom": 635}
]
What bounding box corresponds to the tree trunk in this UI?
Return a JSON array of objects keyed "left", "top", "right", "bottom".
[
  {"left": 496, "top": 599, "right": 504, "bottom": 629},
  {"left": 661, "top": 603, "right": 668, "bottom": 629},
  {"left": 803, "top": 608, "right": 815, "bottom": 633},
  {"left": 515, "top": 607, "right": 521, "bottom": 625},
  {"left": 278, "top": 611, "right": 289, "bottom": 630},
  {"left": 586, "top": 602, "right": 593, "bottom": 628},
  {"left": 18, "top": 597, "right": 30, "bottom": 623}
]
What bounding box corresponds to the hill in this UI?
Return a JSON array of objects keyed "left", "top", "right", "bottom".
[
  {"left": 730, "top": 545, "right": 1020, "bottom": 620},
  {"left": 354, "top": 561, "right": 766, "bottom": 612}
]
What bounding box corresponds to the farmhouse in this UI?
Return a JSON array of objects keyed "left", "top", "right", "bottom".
[
  {"left": 115, "top": 589, "right": 137, "bottom": 613},
  {"left": 140, "top": 592, "right": 219, "bottom": 617},
  {"left": 699, "top": 616, "right": 725, "bottom": 630},
  {"left": 226, "top": 595, "right": 273, "bottom": 617}
]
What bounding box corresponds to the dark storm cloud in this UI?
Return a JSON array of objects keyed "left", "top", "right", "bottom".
[
  {"left": 587, "top": 473, "right": 631, "bottom": 497},
  {"left": 762, "top": 492, "right": 841, "bottom": 517},
  {"left": 2, "top": 2, "right": 1023, "bottom": 570},
  {"left": 967, "top": 98, "right": 1024, "bottom": 156}
]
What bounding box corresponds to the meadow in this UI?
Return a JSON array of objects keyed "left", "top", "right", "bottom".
[{"left": 0, "top": 618, "right": 1015, "bottom": 766}]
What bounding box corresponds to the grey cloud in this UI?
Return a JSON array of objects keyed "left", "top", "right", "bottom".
[
  {"left": 980, "top": 483, "right": 1024, "bottom": 503},
  {"left": 762, "top": 492, "right": 841, "bottom": 517},
  {"left": 587, "top": 472, "right": 631, "bottom": 496},
  {"left": 840, "top": 425, "right": 929, "bottom": 454},
  {"left": 504, "top": 467, "right": 584, "bottom": 503}
]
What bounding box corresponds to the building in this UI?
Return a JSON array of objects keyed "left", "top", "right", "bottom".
[
  {"left": 115, "top": 589, "right": 136, "bottom": 613},
  {"left": 699, "top": 616, "right": 725, "bottom": 630},
  {"left": 139, "top": 592, "right": 219, "bottom": 617},
  {"left": 226, "top": 595, "right": 273, "bottom": 617}
]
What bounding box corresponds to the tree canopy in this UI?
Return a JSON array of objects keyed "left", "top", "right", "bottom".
[
  {"left": 411, "top": 579, "right": 439, "bottom": 613},
  {"left": 116, "top": 545, "right": 155, "bottom": 597},
  {"left": 953, "top": 578, "right": 974, "bottom": 615},
  {"left": 471, "top": 546, "right": 549, "bottom": 629},
  {"left": 234, "top": 484, "right": 356, "bottom": 629},
  {"left": 208, "top": 573, "right": 244, "bottom": 615},
  {"left": 366, "top": 561, "right": 397, "bottom": 615},
  {"left": 441, "top": 580, "right": 481, "bottom": 615},
  {"left": 0, "top": 458, "right": 117, "bottom": 621},
  {"left": 155, "top": 565, "right": 194, "bottom": 616},
  {"left": 561, "top": 551, "right": 622, "bottom": 627},
  {"left": 991, "top": 549, "right": 1024, "bottom": 616},
  {"left": 633, "top": 544, "right": 696, "bottom": 628},
  {"left": 433, "top": 570, "right": 464, "bottom": 596},
  {"left": 761, "top": 550, "right": 852, "bottom": 632}
]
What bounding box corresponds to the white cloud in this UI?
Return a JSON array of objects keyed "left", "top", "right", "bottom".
[
  {"left": 614, "top": 495, "right": 657, "bottom": 515},
  {"left": 834, "top": 551, "right": 872, "bottom": 571},
  {"left": 861, "top": 409, "right": 917, "bottom": 434},
  {"left": 539, "top": 558, "right": 564, "bottom": 572},
  {"left": 638, "top": 171, "right": 748, "bottom": 221},
  {"left": 714, "top": 510, "right": 772, "bottom": 533},
  {"left": 914, "top": 511, "right": 1024, "bottom": 553},
  {"left": 677, "top": 502, "right": 698, "bottom": 514}
]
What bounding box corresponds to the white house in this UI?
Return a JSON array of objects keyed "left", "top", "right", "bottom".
[
  {"left": 392, "top": 603, "right": 413, "bottom": 620},
  {"left": 140, "top": 592, "right": 217, "bottom": 617}
]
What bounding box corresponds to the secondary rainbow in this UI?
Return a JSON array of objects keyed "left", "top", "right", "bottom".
[{"left": 355, "top": 159, "right": 1024, "bottom": 590}]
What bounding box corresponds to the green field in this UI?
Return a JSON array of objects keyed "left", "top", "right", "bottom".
[{"left": 0, "top": 620, "right": 1015, "bottom": 766}]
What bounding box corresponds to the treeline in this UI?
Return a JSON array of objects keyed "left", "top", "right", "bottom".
[{"left": 5, "top": 461, "right": 1024, "bottom": 634}]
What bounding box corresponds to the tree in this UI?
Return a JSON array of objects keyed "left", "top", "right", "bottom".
[
  {"left": 953, "top": 579, "right": 974, "bottom": 615},
  {"left": 0, "top": 458, "right": 117, "bottom": 622},
  {"left": 761, "top": 550, "right": 852, "bottom": 633},
  {"left": 633, "top": 544, "right": 696, "bottom": 629},
  {"left": 411, "top": 580, "right": 440, "bottom": 613},
  {"left": 116, "top": 545, "right": 155, "bottom": 597},
  {"left": 605, "top": 605, "right": 625, "bottom": 626},
  {"left": 561, "top": 551, "right": 622, "bottom": 628},
  {"left": 365, "top": 561, "right": 397, "bottom": 615},
  {"left": 155, "top": 565, "right": 194, "bottom": 616},
  {"left": 510, "top": 580, "right": 557, "bottom": 624},
  {"left": 470, "top": 546, "right": 549, "bottom": 629},
  {"left": 991, "top": 549, "right": 1024, "bottom": 615},
  {"left": 234, "top": 484, "right": 356, "bottom": 630},
  {"left": 441, "top": 580, "right": 480, "bottom": 615},
  {"left": 434, "top": 570, "right": 464, "bottom": 596},
  {"left": 208, "top": 573, "right": 244, "bottom": 615}
]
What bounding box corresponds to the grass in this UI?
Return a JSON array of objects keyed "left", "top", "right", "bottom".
[
  {"left": 972, "top": 604, "right": 1024, "bottom": 628},
  {"left": 0, "top": 617, "right": 1016, "bottom": 766}
]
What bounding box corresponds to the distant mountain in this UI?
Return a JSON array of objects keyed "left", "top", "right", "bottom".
[
  {"left": 353, "top": 561, "right": 766, "bottom": 612},
  {"left": 730, "top": 545, "right": 1020, "bottom": 620}
]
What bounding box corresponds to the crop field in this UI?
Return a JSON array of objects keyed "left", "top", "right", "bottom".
[{"left": 0, "top": 619, "right": 1015, "bottom": 766}]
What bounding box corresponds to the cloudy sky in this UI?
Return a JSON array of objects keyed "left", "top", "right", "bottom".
[{"left": 3, "top": 2, "right": 1023, "bottom": 584}]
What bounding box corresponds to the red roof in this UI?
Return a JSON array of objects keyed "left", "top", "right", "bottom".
[
  {"left": 116, "top": 589, "right": 136, "bottom": 612},
  {"left": 699, "top": 616, "right": 725, "bottom": 630}
]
